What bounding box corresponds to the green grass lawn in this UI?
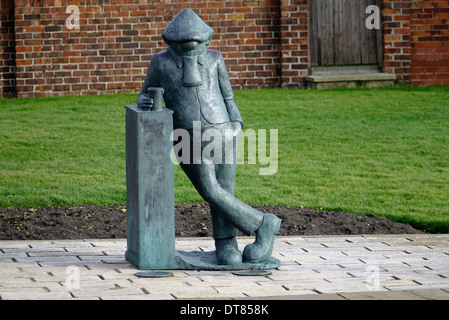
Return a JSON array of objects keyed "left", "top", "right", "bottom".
[{"left": 1, "top": 86, "right": 448, "bottom": 233}]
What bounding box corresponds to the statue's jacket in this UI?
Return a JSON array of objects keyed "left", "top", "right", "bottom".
[{"left": 138, "top": 47, "right": 243, "bottom": 130}]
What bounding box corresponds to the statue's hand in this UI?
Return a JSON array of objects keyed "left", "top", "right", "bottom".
[
  {"left": 232, "top": 121, "right": 242, "bottom": 138},
  {"left": 139, "top": 96, "right": 154, "bottom": 111}
]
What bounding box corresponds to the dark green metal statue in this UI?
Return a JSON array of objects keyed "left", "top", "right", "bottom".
[{"left": 137, "top": 9, "right": 281, "bottom": 266}]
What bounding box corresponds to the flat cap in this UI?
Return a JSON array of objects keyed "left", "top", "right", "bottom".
[{"left": 162, "top": 9, "right": 214, "bottom": 43}]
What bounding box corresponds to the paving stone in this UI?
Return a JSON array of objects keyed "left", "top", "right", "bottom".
[
  {"left": 168, "top": 287, "right": 225, "bottom": 299},
  {"left": 28, "top": 241, "right": 93, "bottom": 248},
  {"left": 101, "top": 293, "right": 175, "bottom": 300},
  {"left": 236, "top": 284, "right": 291, "bottom": 297},
  {"left": 70, "top": 286, "right": 146, "bottom": 298},
  {"left": 404, "top": 288, "right": 449, "bottom": 300},
  {"left": 314, "top": 282, "right": 389, "bottom": 294},
  {"left": 0, "top": 241, "right": 32, "bottom": 249},
  {"left": 340, "top": 290, "right": 425, "bottom": 300},
  {"left": 267, "top": 269, "right": 326, "bottom": 281},
  {"left": 272, "top": 279, "right": 330, "bottom": 291},
  {"left": 383, "top": 284, "right": 449, "bottom": 291},
  {"left": 0, "top": 287, "right": 72, "bottom": 300},
  {"left": 2, "top": 247, "right": 66, "bottom": 254},
  {"left": 14, "top": 256, "right": 84, "bottom": 265},
  {"left": 206, "top": 286, "right": 248, "bottom": 298},
  {"left": 88, "top": 240, "right": 127, "bottom": 247},
  {"left": 0, "top": 277, "right": 47, "bottom": 288},
  {"left": 404, "top": 274, "right": 449, "bottom": 286}
]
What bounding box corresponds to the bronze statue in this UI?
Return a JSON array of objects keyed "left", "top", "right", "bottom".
[{"left": 137, "top": 9, "right": 281, "bottom": 265}]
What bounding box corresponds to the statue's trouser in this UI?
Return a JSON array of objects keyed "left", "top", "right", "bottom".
[{"left": 177, "top": 122, "right": 264, "bottom": 239}]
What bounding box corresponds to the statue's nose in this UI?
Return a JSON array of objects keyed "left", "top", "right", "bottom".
[{"left": 182, "top": 41, "right": 200, "bottom": 51}]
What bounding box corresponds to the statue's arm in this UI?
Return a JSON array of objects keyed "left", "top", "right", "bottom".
[
  {"left": 137, "top": 54, "right": 161, "bottom": 110},
  {"left": 217, "top": 52, "right": 244, "bottom": 129}
]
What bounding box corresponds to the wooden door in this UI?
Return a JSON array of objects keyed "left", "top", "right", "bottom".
[{"left": 309, "top": 0, "right": 383, "bottom": 67}]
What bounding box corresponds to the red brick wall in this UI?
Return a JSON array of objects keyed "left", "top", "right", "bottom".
[
  {"left": 10, "top": 0, "right": 290, "bottom": 98},
  {"left": 409, "top": 0, "right": 449, "bottom": 86},
  {"left": 1, "top": 0, "right": 448, "bottom": 98},
  {"left": 382, "top": 0, "right": 412, "bottom": 84},
  {"left": 208, "top": 0, "right": 282, "bottom": 89},
  {"left": 382, "top": 0, "right": 449, "bottom": 86},
  {"left": 0, "top": 0, "right": 16, "bottom": 98},
  {"left": 279, "top": 0, "right": 308, "bottom": 88}
]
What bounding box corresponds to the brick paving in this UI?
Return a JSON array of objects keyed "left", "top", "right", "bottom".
[{"left": 1, "top": 235, "right": 449, "bottom": 300}]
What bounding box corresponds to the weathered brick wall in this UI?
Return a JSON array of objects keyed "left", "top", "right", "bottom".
[
  {"left": 0, "top": 0, "right": 16, "bottom": 98},
  {"left": 11, "top": 0, "right": 288, "bottom": 98},
  {"left": 279, "top": 0, "right": 308, "bottom": 88},
  {"left": 382, "top": 0, "right": 412, "bottom": 84},
  {"left": 409, "top": 0, "right": 449, "bottom": 86},
  {"left": 1, "top": 0, "right": 448, "bottom": 98},
  {"left": 382, "top": 0, "right": 449, "bottom": 86}
]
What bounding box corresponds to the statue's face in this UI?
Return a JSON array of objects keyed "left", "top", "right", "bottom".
[{"left": 169, "top": 40, "right": 207, "bottom": 57}]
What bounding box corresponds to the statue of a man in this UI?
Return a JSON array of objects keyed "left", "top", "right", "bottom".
[{"left": 138, "top": 9, "right": 281, "bottom": 265}]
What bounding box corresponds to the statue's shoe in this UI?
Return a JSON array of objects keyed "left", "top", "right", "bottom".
[
  {"left": 215, "top": 237, "right": 242, "bottom": 265},
  {"left": 243, "top": 213, "right": 281, "bottom": 263}
]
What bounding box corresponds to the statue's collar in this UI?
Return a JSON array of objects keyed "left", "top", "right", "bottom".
[{"left": 168, "top": 46, "right": 206, "bottom": 69}]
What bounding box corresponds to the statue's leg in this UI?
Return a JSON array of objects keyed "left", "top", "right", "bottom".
[
  {"left": 210, "top": 135, "right": 241, "bottom": 265},
  {"left": 210, "top": 132, "right": 238, "bottom": 240},
  {"left": 179, "top": 160, "right": 263, "bottom": 236}
]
